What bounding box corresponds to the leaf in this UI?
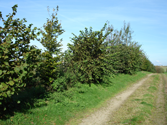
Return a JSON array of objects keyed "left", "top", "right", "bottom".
[
  {"left": 13, "top": 78, "right": 19, "bottom": 82},
  {"left": 2, "top": 93, "right": 7, "bottom": 98},
  {"left": 8, "top": 81, "right": 14, "bottom": 86},
  {"left": 24, "top": 83, "right": 26, "bottom": 87},
  {"left": 11, "top": 91, "right": 14, "bottom": 95},
  {"left": 3, "top": 70, "right": 7, "bottom": 73},
  {"left": 7, "top": 90, "right": 11, "bottom": 96},
  {"left": 1, "top": 82, "right": 8, "bottom": 90},
  {"left": 22, "top": 63, "right": 28, "bottom": 67},
  {"left": 0, "top": 70, "right": 2, "bottom": 75},
  {"left": 23, "top": 70, "right": 27, "bottom": 75},
  {"left": 0, "top": 84, "right": 2, "bottom": 89},
  {"left": 6, "top": 40, "right": 11, "bottom": 44},
  {"left": 4, "top": 56, "right": 8, "bottom": 59},
  {"left": 14, "top": 67, "right": 20, "bottom": 73}
]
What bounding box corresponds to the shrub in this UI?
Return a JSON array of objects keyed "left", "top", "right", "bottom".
[
  {"left": 155, "top": 66, "right": 164, "bottom": 73},
  {"left": 52, "top": 76, "right": 67, "bottom": 92},
  {"left": 140, "top": 54, "right": 156, "bottom": 73}
]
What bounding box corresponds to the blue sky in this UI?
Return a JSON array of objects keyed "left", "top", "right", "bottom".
[{"left": 0, "top": 0, "right": 167, "bottom": 66}]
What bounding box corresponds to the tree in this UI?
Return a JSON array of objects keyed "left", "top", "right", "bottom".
[
  {"left": 121, "top": 21, "right": 133, "bottom": 46},
  {"left": 64, "top": 23, "right": 116, "bottom": 87},
  {"left": 103, "top": 21, "right": 142, "bottom": 74},
  {"left": 0, "top": 4, "right": 41, "bottom": 110},
  {"left": 37, "top": 6, "right": 65, "bottom": 86},
  {"left": 140, "top": 53, "right": 156, "bottom": 72}
]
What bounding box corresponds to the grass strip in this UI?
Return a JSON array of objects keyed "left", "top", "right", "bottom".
[{"left": 163, "top": 72, "right": 167, "bottom": 123}]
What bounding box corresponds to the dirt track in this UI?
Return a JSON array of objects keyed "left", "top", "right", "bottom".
[{"left": 78, "top": 74, "right": 154, "bottom": 125}]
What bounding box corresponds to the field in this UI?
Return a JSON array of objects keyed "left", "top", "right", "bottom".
[{"left": 161, "top": 66, "right": 167, "bottom": 72}]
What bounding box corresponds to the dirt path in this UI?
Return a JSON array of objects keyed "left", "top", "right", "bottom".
[{"left": 79, "top": 74, "right": 154, "bottom": 125}]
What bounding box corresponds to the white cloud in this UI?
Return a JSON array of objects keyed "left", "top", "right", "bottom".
[{"left": 155, "top": 60, "right": 162, "bottom": 65}]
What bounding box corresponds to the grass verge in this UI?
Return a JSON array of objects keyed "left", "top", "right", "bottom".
[
  {"left": 0, "top": 71, "right": 150, "bottom": 125},
  {"left": 163, "top": 72, "right": 167, "bottom": 123}
]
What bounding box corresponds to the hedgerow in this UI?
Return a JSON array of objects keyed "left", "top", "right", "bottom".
[{"left": 0, "top": 4, "right": 156, "bottom": 112}]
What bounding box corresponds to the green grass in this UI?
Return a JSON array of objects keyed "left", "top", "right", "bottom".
[
  {"left": 0, "top": 71, "right": 150, "bottom": 125},
  {"left": 163, "top": 73, "right": 167, "bottom": 123},
  {"left": 162, "top": 66, "right": 167, "bottom": 72},
  {"left": 160, "top": 66, "right": 167, "bottom": 73}
]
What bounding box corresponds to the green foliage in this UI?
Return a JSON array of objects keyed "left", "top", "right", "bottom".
[
  {"left": 0, "top": 4, "right": 41, "bottom": 110},
  {"left": 37, "top": 6, "right": 65, "bottom": 86},
  {"left": 104, "top": 21, "right": 143, "bottom": 74},
  {"left": 64, "top": 24, "right": 116, "bottom": 86},
  {"left": 23, "top": 46, "right": 43, "bottom": 87},
  {"left": 40, "top": 6, "right": 64, "bottom": 55},
  {"left": 57, "top": 50, "right": 80, "bottom": 88},
  {"left": 140, "top": 54, "right": 156, "bottom": 72},
  {"left": 111, "top": 43, "right": 142, "bottom": 74},
  {"left": 52, "top": 76, "right": 67, "bottom": 92},
  {"left": 37, "top": 51, "right": 61, "bottom": 86}
]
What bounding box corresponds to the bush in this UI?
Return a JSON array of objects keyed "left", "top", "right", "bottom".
[
  {"left": 52, "top": 76, "right": 67, "bottom": 92},
  {"left": 112, "top": 43, "right": 142, "bottom": 75},
  {"left": 140, "top": 54, "right": 156, "bottom": 73},
  {"left": 155, "top": 66, "right": 165, "bottom": 73}
]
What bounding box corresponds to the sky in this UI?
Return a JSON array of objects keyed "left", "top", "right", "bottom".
[{"left": 0, "top": 0, "right": 167, "bottom": 66}]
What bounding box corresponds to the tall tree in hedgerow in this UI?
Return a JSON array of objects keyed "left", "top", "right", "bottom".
[
  {"left": 140, "top": 53, "right": 156, "bottom": 72},
  {"left": 37, "top": 6, "right": 65, "bottom": 87},
  {"left": 64, "top": 23, "right": 116, "bottom": 87},
  {"left": 104, "top": 21, "right": 142, "bottom": 74},
  {"left": 0, "top": 5, "right": 42, "bottom": 111}
]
